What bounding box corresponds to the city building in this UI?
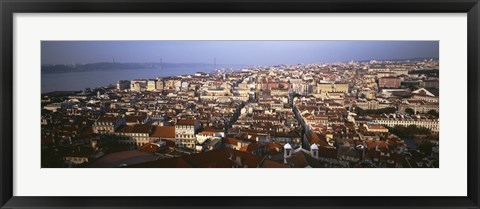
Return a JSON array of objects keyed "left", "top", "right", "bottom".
[
  {"left": 378, "top": 77, "right": 401, "bottom": 88},
  {"left": 175, "top": 119, "right": 200, "bottom": 149},
  {"left": 92, "top": 116, "right": 125, "bottom": 134}
]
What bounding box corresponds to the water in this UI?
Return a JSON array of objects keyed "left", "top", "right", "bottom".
[{"left": 41, "top": 65, "right": 239, "bottom": 93}]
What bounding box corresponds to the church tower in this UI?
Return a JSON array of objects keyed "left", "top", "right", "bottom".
[{"left": 283, "top": 143, "right": 292, "bottom": 164}]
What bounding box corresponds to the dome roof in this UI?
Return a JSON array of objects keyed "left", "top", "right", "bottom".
[
  {"left": 310, "top": 143, "right": 319, "bottom": 150},
  {"left": 284, "top": 143, "right": 292, "bottom": 149}
]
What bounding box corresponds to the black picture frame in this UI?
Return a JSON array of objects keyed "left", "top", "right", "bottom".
[{"left": 1, "top": 0, "right": 479, "bottom": 208}]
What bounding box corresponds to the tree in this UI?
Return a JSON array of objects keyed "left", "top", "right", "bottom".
[
  {"left": 417, "top": 141, "right": 434, "bottom": 156},
  {"left": 354, "top": 106, "right": 396, "bottom": 116},
  {"left": 404, "top": 83, "right": 419, "bottom": 91},
  {"left": 405, "top": 108, "right": 415, "bottom": 115},
  {"left": 387, "top": 125, "right": 432, "bottom": 139},
  {"left": 427, "top": 110, "right": 439, "bottom": 117}
]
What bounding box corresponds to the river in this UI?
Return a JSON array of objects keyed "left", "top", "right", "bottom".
[{"left": 41, "top": 65, "right": 240, "bottom": 93}]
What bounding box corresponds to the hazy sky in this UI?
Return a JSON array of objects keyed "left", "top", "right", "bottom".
[{"left": 41, "top": 41, "right": 439, "bottom": 66}]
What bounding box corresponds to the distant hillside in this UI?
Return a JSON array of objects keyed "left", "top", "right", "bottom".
[
  {"left": 41, "top": 62, "right": 214, "bottom": 74},
  {"left": 357, "top": 57, "right": 439, "bottom": 63}
]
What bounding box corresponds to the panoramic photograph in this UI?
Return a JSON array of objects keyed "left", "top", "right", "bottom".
[{"left": 41, "top": 41, "right": 439, "bottom": 168}]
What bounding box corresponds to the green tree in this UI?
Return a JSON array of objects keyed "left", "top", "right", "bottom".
[
  {"left": 354, "top": 106, "right": 396, "bottom": 116},
  {"left": 427, "top": 110, "right": 439, "bottom": 117},
  {"left": 417, "top": 141, "right": 434, "bottom": 156},
  {"left": 387, "top": 125, "right": 432, "bottom": 139},
  {"left": 405, "top": 108, "right": 415, "bottom": 115}
]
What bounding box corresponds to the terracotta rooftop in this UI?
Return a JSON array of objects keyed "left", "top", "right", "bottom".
[
  {"left": 96, "top": 116, "right": 120, "bottom": 123},
  {"left": 285, "top": 151, "right": 323, "bottom": 168},
  {"left": 261, "top": 159, "right": 289, "bottom": 168},
  {"left": 223, "top": 137, "right": 240, "bottom": 146},
  {"left": 138, "top": 143, "right": 160, "bottom": 153},
  {"left": 131, "top": 124, "right": 154, "bottom": 134},
  {"left": 125, "top": 115, "right": 147, "bottom": 123},
  {"left": 122, "top": 151, "right": 192, "bottom": 168},
  {"left": 130, "top": 148, "right": 263, "bottom": 168},
  {"left": 151, "top": 126, "right": 176, "bottom": 139},
  {"left": 318, "top": 147, "right": 338, "bottom": 159},
  {"left": 176, "top": 119, "right": 196, "bottom": 126},
  {"left": 116, "top": 125, "right": 134, "bottom": 133}
]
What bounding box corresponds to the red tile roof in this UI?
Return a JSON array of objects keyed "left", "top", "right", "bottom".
[
  {"left": 116, "top": 125, "right": 134, "bottom": 133},
  {"left": 129, "top": 157, "right": 192, "bottom": 168},
  {"left": 97, "top": 116, "right": 120, "bottom": 123},
  {"left": 131, "top": 124, "right": 154, "bottom": 134},
  {"left": 138, "top": 143, "right": 160, "bottom": 153},
  {"left": 306, "top": 132, "right": 329, "bottom": 148},
  {"left": 176, "top": 119, "right": 196, "bottom": 126},
  {"left": 151, "top": 126, "right": 176, "bottom": 139},
  {"left": 261, "top": 159, "right": 289, "bottom": 168},
  {"left": 125, "top": 115, "right": 147, "bottom": 123},
  {"left": 318, "top": 147, "right": 338, "bottom": 159},
  {"left": 223, "top": 137, "right": 239, "bottom": 146}
]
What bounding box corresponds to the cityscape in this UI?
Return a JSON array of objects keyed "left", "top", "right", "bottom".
[{"left": 41, "top": 41, "right": 439, "bottom": 168}]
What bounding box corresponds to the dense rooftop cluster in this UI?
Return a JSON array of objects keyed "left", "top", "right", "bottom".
[{"left": 41, "top": 59, "right": 439, "bottom": 168}]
